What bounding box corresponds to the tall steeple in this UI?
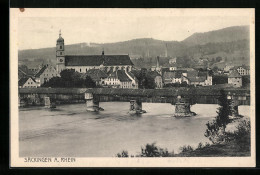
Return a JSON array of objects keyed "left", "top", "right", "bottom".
[{"left": 56, "top": 30, "right": 65, "bottom": 73}]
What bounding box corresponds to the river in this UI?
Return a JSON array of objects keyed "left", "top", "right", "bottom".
[{"left": 19, "top": 102, "right": 250, "bottom": 157}]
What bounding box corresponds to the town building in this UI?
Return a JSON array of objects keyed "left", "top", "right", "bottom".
[
  {"left": 104, "top": 70, "right": 138, "bottom": 89},
  {"left": 56, "top": 31, "right": 134, "bottom": 74},
  {"left": 163, "top": 71, "right": 183, "bottom": 84},
  {"left": 81, "top": 69, "right": 108, "bottom": 86},
  {"left": 228, "top": 70, "right": 242, "bottom": 87},
  {"left": 18, "top": 77, "right": 37, "bottom": 88},
  {"left": 34, "top": 65, "right": 59, "bottom": 87},
  {"left": 235, "top": 65, "right": 250, "bottom": 76},
  {"left": 182, "top": 70, "right": 212, "bottom": 86}
]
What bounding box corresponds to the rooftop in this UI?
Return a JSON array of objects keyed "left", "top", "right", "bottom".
[
  {"left": 18, "top": 77, "right": 35, "bottom": 86},
  {"left": 108, "top": 70, "right": 132, "bottom": 82}
]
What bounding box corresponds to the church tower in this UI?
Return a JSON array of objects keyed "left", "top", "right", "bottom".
[{"left": 56, "top": 30, "right": 65, "bottom": 73}]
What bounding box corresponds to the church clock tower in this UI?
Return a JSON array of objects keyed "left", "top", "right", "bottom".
[{"left": 56, "top": 30, "right": 65, "bottom": 73}]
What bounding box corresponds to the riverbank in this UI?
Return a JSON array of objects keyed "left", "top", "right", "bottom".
[{"left": 175, "top": 140, "right": 250, "bottom": 157}]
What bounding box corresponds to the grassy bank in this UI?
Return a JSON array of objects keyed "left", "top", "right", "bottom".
[{"left": 176, "top": 140, "right": 250, "bottom": 157}]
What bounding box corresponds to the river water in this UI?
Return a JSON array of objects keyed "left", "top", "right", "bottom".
[{"left": 19, "top": 102, "right": 250, "bottom": 157}]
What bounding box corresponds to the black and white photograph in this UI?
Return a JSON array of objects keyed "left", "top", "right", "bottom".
[{"left": 10, "top": 8, "right": 255, "bottom": 167}]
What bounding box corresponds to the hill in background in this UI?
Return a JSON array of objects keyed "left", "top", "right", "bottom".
[{"left": 18, "top": 25, "right": 250, "bottom": 69}]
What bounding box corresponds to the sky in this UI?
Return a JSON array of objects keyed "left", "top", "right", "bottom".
[{"left": 16, "top": 9, "right": 252, "bottom": 50}]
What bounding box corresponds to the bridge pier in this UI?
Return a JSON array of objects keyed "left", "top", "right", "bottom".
[
  {"left": 229, "top": 100, "right": 242, "bottom": 119},
  {"left": 85, "top": 93, "right": 102, "bottom": 112},
  {"left": 44, "top": 97, "right": 56, "bottom": 108},
  {"left": 173, "top": 96, "right": 196, "bottom": 117},
  {"left": 129, "top": 99, "right": 146, "bottom": 114}
]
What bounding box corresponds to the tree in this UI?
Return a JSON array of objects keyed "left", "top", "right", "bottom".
[
  {"left": 116, "top": 150, "right": 129, "bottom": 157},
  {"left": 60, "top": 69, "right": 76, "bottom": 81},
  {"left": 205, "top": 89, "right": 232, "bottom": 143},
  {"left": 140, "top": 142, "right": 171, "bottom": 157},
  {"left": 216, "top": 89, "right": 232, "bottom": 130},
  {"left": 85, "top": 75, "right": 96, "bottom": 88},
  {"left": 144, "top": 76, "right": 156, "bottom": 89}
]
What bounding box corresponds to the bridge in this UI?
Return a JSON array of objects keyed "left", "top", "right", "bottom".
[
  {"left": 19, "top": 87, "right": 250, "bottom": 117},
  {"left": 84, "top": 88, "right": 250, "bottom": 116}
]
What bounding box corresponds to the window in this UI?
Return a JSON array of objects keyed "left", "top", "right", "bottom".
[
  {"left": 60, "top": 46, "right": 62, "bottom": 49},
  {"left": 60, "top": 52, "right": 62, "bottom": 55},
  {"left": 86, "top": 68, "right": 88, "bottom": 72},
  {"left": 80, "top": 68, "right": 81, "bottom": 72}
]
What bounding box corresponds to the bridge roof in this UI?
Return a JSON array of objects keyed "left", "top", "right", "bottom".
[
  {"left": 19, "top": 87, "right": 250, "bottom": 97},
  {"left": 85, "top": 88, "right": 250, "bottom": 97},
  {"left": 85, "top": 88, "right": 217, "bottom": 97}
]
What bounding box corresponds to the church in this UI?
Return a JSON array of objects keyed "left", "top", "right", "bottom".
[{"left": 56, "top": 31, "right": 134, "bottom": 73}]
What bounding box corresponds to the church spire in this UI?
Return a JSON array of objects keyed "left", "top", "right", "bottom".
[{"left": 59, "top": 30, "right": 61, "bottom": 37}]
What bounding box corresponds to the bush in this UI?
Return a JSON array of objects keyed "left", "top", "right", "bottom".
[
  {"left": 204, "top": 120, "right": 225, "bottom": 144},
  {"left": 140, "top": 142, "right": 173, "bottom": 157},
  {"left": 229, "top": 120, "right": 251, "bottom": 151},
  {"left": 116, "top": 150, "right": 129, "bottom": 157},
  {"left": 179, "top": 145, "right": 193, "bottom": 153},
  {"left": 197, "top": 142, "right": 203, "bottom": 149}
]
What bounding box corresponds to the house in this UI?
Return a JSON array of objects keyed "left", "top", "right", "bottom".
[
  {"left": 235, "top": 65, "right": 250, "bottom": 75},
  {"left": 228, "top": 70, "right": 242, "bottom": 87},
  {"left": 198, "top": 71, "right": 213, "bottom": 86},
  {"left": 182, "top": 70, "right": 212, "bottom": 86},
  {"left": 34, "top": 65, "right": 59, "bottom": 87},
  {"left": 163, "top": 71, "right": 183, "bottom": 84},
  {"left": 82, "top": 69, "right": 108, "bottom": 86},
  {"left": 56, "top": 31, "right": 134, "bottom": 73},
  {"left": 18, "top": 77, "right": 37, "bottom": 88},
  {"left": 147, "top": 71, "right": 163, "bottom": 88},
  {"left": 125, "top": 71, "right": 139, "bottom": 89},
  {"left": 104, "top": 70, "right": 138, "bottom": 89},
  {"left": 183, "top": 76, "right": 206, "bottom": 86}
]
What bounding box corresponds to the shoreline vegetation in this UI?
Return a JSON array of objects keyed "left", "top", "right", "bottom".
[
  {"left": 116, "top": 90, "right": 251, "bottom": 157},
  {"left": 116, "top": 118, "right": 250, "bottom": 158}
]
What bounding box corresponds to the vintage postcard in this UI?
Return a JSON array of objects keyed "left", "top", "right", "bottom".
[{"left": 10, "top": 8, "right": 255, "bottom": 167}]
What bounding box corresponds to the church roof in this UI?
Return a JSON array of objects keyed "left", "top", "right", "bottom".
[{"left": 65, "top": 55, "right": 134, "bottom": 67}]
